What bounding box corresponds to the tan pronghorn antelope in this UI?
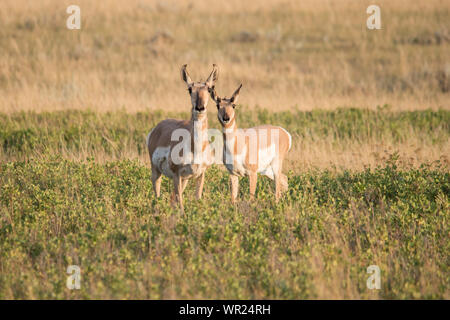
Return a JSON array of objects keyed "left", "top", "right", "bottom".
[
  {"left": 146, "top": 64, "right": 218, "bottom": 212},
  {"left": 210, "top": 84, "right": 292, "bottom": 203}
]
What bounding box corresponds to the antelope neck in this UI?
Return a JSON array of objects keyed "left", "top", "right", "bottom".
[
  {"left": 191, "top": 112, "right": 208, "bottom": 144},
  {"left": 222, "top": 118, "right": 237, "bottom": 155}
]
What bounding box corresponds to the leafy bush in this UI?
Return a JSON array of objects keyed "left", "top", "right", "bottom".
[{"left": 0, "top": 156, "right": 448, "bottom": 299}]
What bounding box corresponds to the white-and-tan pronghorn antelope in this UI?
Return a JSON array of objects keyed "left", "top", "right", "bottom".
[
  {"left": 210, "top": 84, "right": 292, "bottom": 203},
  {"left": 146, "top": 64, "right": 218, "bottom": 212}
]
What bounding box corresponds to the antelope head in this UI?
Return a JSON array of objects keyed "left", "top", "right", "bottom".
[
  {"left": 210, "top": 84, "right": 242, "bottom": 128},
  {"left": 181, "top": 64, "right": 219, "bottom": 117}
]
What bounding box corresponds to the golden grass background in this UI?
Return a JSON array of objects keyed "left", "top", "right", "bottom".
[
  {"left": 0, "top": 0, "right": 448, "bottom": 170},
  {"left": 0, "top": 0, "right": 449, "bottom": 300},
  {"left": 0, "top": 0, "right": 449, "bottom": 113}
]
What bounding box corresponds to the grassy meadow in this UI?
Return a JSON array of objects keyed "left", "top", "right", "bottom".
[
  {"left": 0, "top": 0, "right": 449, "bottom": 112},
  {"left": 0, "top": 109, "right": 449, "bottom": 299},
  {"left": 0, "top": 0, "right": 449, "bottom": 299},
  {"left": 0, "top": 155, "right": 448, "bottom": 299}
]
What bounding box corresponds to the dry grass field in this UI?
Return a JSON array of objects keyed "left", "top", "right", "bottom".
[
  {"left": 0, "top": 0, "right": 449, "bottom": 300},
  {"left": 0, "top": 0, "right": 449, "bottom": 113}
]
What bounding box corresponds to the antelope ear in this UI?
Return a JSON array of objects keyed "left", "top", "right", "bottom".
[
  {"left": 181, "top": 64, "right": 193, "bottom": 86},
  {"left": 230, "top": 83, "right": 242, "bottom": 103},
  {"left": 209, "top": 87, "right": 221, "bottom": 104},
  {"left": 205, "top": 64, "right": 219, "bottom": 88}
]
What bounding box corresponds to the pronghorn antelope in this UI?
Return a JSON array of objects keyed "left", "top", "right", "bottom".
[
  {"left": 146, "top": 64, "right": 218, "bottom": 212},
  {"left": 210, "top": 84, "right": 292, "bottom": 202}
]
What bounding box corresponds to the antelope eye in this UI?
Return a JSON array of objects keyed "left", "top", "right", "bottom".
[{"left": 232, "top": 104, "right": 236, "bottom": 108}]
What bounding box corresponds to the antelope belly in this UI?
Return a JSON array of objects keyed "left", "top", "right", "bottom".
[
  {"left": 259, "top": 167, "right": 274, "bottom": 179},
  {"left": 228, "top": 148, "right": 248, "bottom": 176},
  {"left": 257, "top": 144, "right": 276, "bottom": 175},
  {"left": 152, "top": 146, "right": 174, "bottom": 178}
]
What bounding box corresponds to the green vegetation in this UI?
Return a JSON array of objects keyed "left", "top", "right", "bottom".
[
  {"left": 0, "top": 156, "right": 448, "bottom": 299},
  {"left": 0, "top": 109, "right": 448, "bottom": 299}
]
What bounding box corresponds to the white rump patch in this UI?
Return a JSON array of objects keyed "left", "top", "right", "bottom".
[{"left": 279, "top": 127, "right": 292, "bottom": 151}]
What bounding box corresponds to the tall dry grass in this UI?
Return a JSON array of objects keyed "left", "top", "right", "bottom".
[{"left": 0, "top": 0, "right": 449, "bottom": 113}]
